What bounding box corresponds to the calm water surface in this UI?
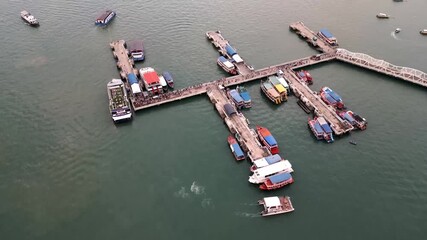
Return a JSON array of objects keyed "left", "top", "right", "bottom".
[{"left": 1, "top": 0, "right": 427, "bottom": 239}]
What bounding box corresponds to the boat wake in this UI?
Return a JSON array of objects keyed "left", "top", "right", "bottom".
[
  {"left": 234, "top": 212, "right": 262, "bottom": 218},
  {"left": 190, "top": 181, "right": 205, "bottom": 195},
  {"left": 391, "top": 31, "right": 400, "bottom": 40},
  {"left": 174, "top": 186, "right": 190, "bottom": 199}
]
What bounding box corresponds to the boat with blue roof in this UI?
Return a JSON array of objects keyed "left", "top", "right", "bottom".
[
  {"left": 249, "top": 161, "right": 294, "bottom": 184},
  {"left": 162, "top": 71, "right": 174, "bottom": 89},
  {"left": 344, "top": 110, "right": 368, "bottom": 130},
  {"left": 296, "top": 70, "right": 313, "bottom": 85},
  {"left": 320, "top": 86, "right": 345, "bottom": 109},
  {"left": 95, "top": 10, "right": 116, "bottom": 27},
  {"left": 256, "top": 126, "right": 279, "bottom": 154},
  {"left": 317, "top": 28, "right": 338, "bottom": 46},
  {"left": 217, "top": 56, "right": 237, "bottom": 74},
  {"left": 227, "top": 135, "right": 245, "bottom": 161},
  {"left": 308, "top": 116, "right": 334, "bottom": 143},
  {"left": 259, "top": 172, "right": 294, "bottom": 190},
  {"left": 227, "top": 89, "right": 245, "bottom": 109},
  {"left": 236, "top": 86, "right": 251, "bottom": 108},
  {"left": 250, "top": 154, "right": 288, "bottom": 172}
]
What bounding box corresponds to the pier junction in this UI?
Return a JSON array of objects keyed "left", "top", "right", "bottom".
[{"left": 110, "top": 21, "right": 427, "bottom": 159}]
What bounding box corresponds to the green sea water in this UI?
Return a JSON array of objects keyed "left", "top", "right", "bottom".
[{"left": 1, "top": 0, "right": 427, "bottom": 239}]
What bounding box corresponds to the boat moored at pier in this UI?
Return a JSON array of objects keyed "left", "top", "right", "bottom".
[
  {"left": 250, "top": 155, "right": 288, "bottom": 172},
  {"left": 107, "top": 79, "right": 132, "bottom": 122},
  {"left": 127, "top": 40, "right": 145, "bottom": 61},
  {"left": 127, "top": 73, "right": 142, "bottom": 95},
  {"left": 308, "top": 117, "right": 334, "bottom": 143},
  {"left": 249, "top": 160, "right": 293, "bottom": 184},
  {"left": 20, "top": 10, "right": 39, "bottom": 26},
  {"left": 236, "top": 86, "right": 251, "bottom": 108},
  {"left": 260, "top": 81, "right": 282, "bottom": 104},
  {"left": 259, "top": 172, "right": 294, "bottom": 190},
  {"left": 227, "top": 135, "right": 245, "bottom": 161},
  {"left": 217, "top": 56, "right": 237, "bottom": 74},
  {"left": 296, "top": 70, "right": 313, "bottom": 85},
  {"left": 318, "top": 28, "right": 338, "bottom": 46},
  {"left": 256, "top": 126, "right": 279, "bottom": 154},
  {"left": 162, "top": 71, "right": 174, "bottom": 88},
  {"left": 227, "top": 89, "right": 245, "bottom": 109},
  {"left": 268, "top": 76, "right": 287, "bottom": 101},
  {"left": 95, "top": 10, "right": 116, "bottom": 26},
  {"left": 258, "top": 196, "right": 295, "bottom": 216},
  {"left": 346, "top": 111, "right": 368, "bottom": 130},
  {"left": 320, "top": 86, "right": 345, "bottom": 109},
  {"left": 140, "top": 67, "right": 163, "bottom": 95}
]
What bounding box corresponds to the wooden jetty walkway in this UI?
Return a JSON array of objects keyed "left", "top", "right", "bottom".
[
  {"left": 110, "top": 40, "right": 139, "bottom": 82},
  {"left": 289, "top": 21, "right": 338, "bottom": 53}
]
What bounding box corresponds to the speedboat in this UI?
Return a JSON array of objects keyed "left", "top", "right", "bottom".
[
  {"left": 376, "top": 13, "right": 389, "bottom": 19},
  {"left": 20, "top": 10, "right": 39, "bottom": 26},
  {"left": 420, "top": 29, "right": 427, "bottom": 35},
  {"left": 395, "top": 28, "right": 401, "bottom": 33}
]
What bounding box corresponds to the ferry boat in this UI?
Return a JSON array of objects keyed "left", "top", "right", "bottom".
[
  {"left": 256, "top": 126, "right": 279, "bottom": 154},
  {"left": 95, "top": 10, "right": 116, "bottom": 26},
  {"left": 249, "top": 161, "right": 294, "bottom": 184},
  {"left": 217, "top": 56, "right": 237, "bottom": 74},
  {"left": 259, "top": 172, "right": 294, "bottom": 190},
  {"left": 317, "top": 28, "right": 338, "bottom": 46},
  {"left": 308, "top": 117, "right": 334, "bottom": 143},
  {"left": 162, "top": 71, "right": 174, "bottom": 88},
  {"left": 140, "top": 67, "right": 163, "bottom": 95},
  {"left": 250, "top": 154, "right": 284, "bottom": 172},
  {"left": 258, "top": 196, "right": 295, "bottom": 217},
  {"left": 338, "top": 110, "right": 357, "bottom": 126},
  {"left": 107, "top": 79, "right": 132, "bottom": 122},
  {"left": 346, "top": 111, "right": 368, "bottom": 130},
  {"left": 296, "top": 70, "right": 313, "bottom": 85},
  {"left": 227, "top": 89, "right": 245, "bottom": 109},
  {"left": 127, "top": 40, "right": 144, "bottom": 61},
  {"left": 376, "top": 13, "right": 390, "bottom": 19},
  {"left": 320, "top": 86, "right": 345, "bottom": 109},
  {"left": 268, "top": 76, "right": 287, "bottom": 101},
  {"left": 260, "top": 81, "right": 282, "bottom": 104},
  {"left": 236, "top": 86, "right": 251, "bottom": 108},
  {"left": 420, "top": 29, "right": 427, "bottom": 35},
  {"left": 275, "top": 73, "right": 290, "bottom": 95},
  {"left": 227, "top": 135, "right": 245, "bottom": 161},
  {"left": 20, "top": 10, "right": 39, "bottom": 26}
]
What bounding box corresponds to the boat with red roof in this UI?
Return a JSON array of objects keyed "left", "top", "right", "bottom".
[
  {"left": 256, "top": 126, "right": 279, "bottom": 154},
  {"left": 227, "top": 135, "right": 245, "bottom": 161},
  {"left": 296, "top": 70, "right": 313, "bottom": 85},
  {"left": 139, "top": 67, "right": 163, "bottom": 95},
  {"left": 259, "top": 172, "right": 294, "bottom": 190}
]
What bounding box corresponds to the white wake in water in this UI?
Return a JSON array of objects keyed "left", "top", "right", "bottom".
[
  {"left": 190, "top": 181, "right": 205, "bottom": 195},
  {"left": 391, "top": 31, "right": 400, "bottom": 40},
  {"left": 234, "top": 212, "right": 262, "bottom": 218}
]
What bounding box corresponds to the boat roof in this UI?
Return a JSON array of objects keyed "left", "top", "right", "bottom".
[
  {"left": 320, "top": 28, "right": 334, "bottom": 38},
  {"left": 273, "top": 83, "right": 286, "bottom": 93},
  {"left": 343, "top": 112, "right": 355, "bottom": 123},
  {"left": 318, "top": 117, "right": 333, "bottom": 133},
  {"left": 127, "top": 73, "right": 138, "bottom": 85},
  {"left": 224, "top": 103, "right": 237, "bottom": 117},
  {"left": 276, "top": 76, "right": 289, "bottom": 88},
  {"left": 127, "top": 40, "right": 144, "bottom": 52},
  {"left": 253, "top": 161, "right": 291, "bottom": 177},
  {"left": 324, "top": 88, "right": 342, "bottom": 101},
  {"left": 268, "top": 172, "right": 292, "bottom": 184},
  {"left": 231, "top": 143, "right": 244, "bottom": 157},
  {"left": 159, "top": 76, "right": 167, "bottom": 87},
  {"left": 265, "top": 154, "right": 283, "bottom": 164},
  {"left": 108, "top": 78, "right": 124, "bottom": 87},
  {"left": 131, "top": 83, "right": 141, "bottom": 94},
  {"left": 263, "top": 197, "right": 281, "bottom": 207},
  {"left": 298, "top": 71, "right": 306, "bottom": 77},
  {"left": 257, "top": 126, "right": 272, "bottom": 137},
  {"left": 262, "top": 81, "right": 274, "bottom": 89},
  {"left": 142, "top": 71, "right": 160, "bottom": 84},
  {"left": 264, "top": 135, "right": 277, "bottom": 146},
  {"left": 317, "top": 117, "right": 328, "bottom": 125},
  {"left": 239, "top": 90, "right": 250, "bottom": 101},
  {"left": 97, "top": 10, "right": 114, "bottom": 21},
  {"left": 229, "top": 90, "right": 244, "bottom": 102},
  {"left": 314, "top": 122, "right": 324, "bottom": 133},
  {"left": 218, "top": 56, "right": 234, "bottom": 68},
  {"left": 162, "top": 71, "right": 173, "bottom": 81},
  {"left": 267, "top": 88, "right": 281, "bottom": 98},
  {"left": 325, "top": 93, "right": 337, "bottom": 104},
  {"left": 268, "top": 76, "right": 280, "bottom": 85},
  {"left": 232, "top": 54, "right": 243, "bottom": 63},
  {"left": 225, "top": 44, "right": 237, "bottom": 56}
]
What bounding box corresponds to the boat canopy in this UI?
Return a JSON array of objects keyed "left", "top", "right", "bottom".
[
  {"left": 273, "top": 83, "right": 286, "bottom": 94},
  {"left": 324, "top": 93, "right": 337, "bottom": 104},
  {"left": 264, "top": 135, "right": 277, "bottom": 146},
  {"left": 265, "top": 154, "right": 283, "bottom": 164},
  {"left": 219, "top": 57, "right": 235, "bottom": 68},
  {"left": 252, "top": 161, "right": 292, "bottom": 178},
  {"left": 162, "top": 72, "right": 173, "bottom": 81},
  {"left": 159, "top": 76, "right": 167, "bottom": 87},
  {"left": 141, "top": 69, "right": 160, "bottom": 85},
  {"left": 253, "top": 157, "right": 286, "bottom": 169},
  {"left": 127, "top": 40, "right": 144, "bottom": 52},
  {"left": 324, "top": 88, "right": 342, "bottom": 102},
  {"left": 262, "top": 81, "right": 274, "bottom": 90},
  {"left": 232, "top": 54, "right": 243, "bottom": 63},
  {"left": 268, "top": 76, "right": 281, "bottom": 85},
  {"left": 225, "top": 44, "right": 237, "bottom": 56},
  {"left": 298, "top": 71, "right": 306, "bottom": 78},
  {"left": 314, "top": 122, "right": 325, "bottom": 134},
  {"left": 224, "top": 103, "right": 237, "bottom": 117},
  {"left": 263, "top": 197, "right": 281, "bottom": 207},
  {"left": 268, "top": 172, "right": 292, "bottom": 184},
  {"left": 239, "top": 90, "right": 250, "bottom": 101},
  {"left": 276, "top": 76, "right": 289, "bottom": 88},
  {"left": 320, "top": 28, "right": 334, "bottom": 39},
  {"left": 229, "top": 90, "right": 244, "bottom": 103},
  {"left": 231, "top": 143, "right": 244, "bottom": 158},
  {"left": 343, "top": 112, "right": 356, "bottom": 123},
  {"left": 258, "top": 127, "right": 272, "bottom": 137},
  {"left": 127, "top": 73, "right": 138, "bottom": 85},
  {"left": 131, "top": 83, "right": 141, "bottom": 94}
]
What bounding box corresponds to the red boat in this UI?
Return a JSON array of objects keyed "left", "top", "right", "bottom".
[
  {"left": 256, "top": 126, "right": 279, "bottom": 154},
  {"left": 296, "top": 70, "right": 313, "bottom": 85},
  {"left": 259, "top": 172, "right": 294, "bottom": 190},
  {"left": 227, "top": 135, "right": 245, "bottom": 161}
]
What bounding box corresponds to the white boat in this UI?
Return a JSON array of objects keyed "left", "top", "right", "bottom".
[
  {"left": 250, "top": 154, "right": 287, "bottom": 172},
  {"left": 107, "top": 79, "right": 132, "bottom": 122},
  {"left": 395, "top": 28, "right": 401, "bottom": 33},
  {"left": 420, "top": 29, "right": 427, "bottom": 35},
  {"left": 376, "top": 13, "right": 390, "bottom": 19},
  {"left": 258, "top": 196, "right": 295, "bottom": 217},
  {"left": 248, "top": 160, "right": 293, "bottom": 184},
  {"left": 20, "top": 10, "right": 39, "bottom": 26}
]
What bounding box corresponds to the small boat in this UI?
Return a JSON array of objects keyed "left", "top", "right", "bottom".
[
  {"left": 395, "top": 28, "right": 401, "bottom": 33},
  {"left": 347, "top": 111, "right": 368, "bottom": 130},
  {"left": 250, "top": 154, "right": 284, "bottom": 172},
  {"left": 420, "top": 29, "right": 427, "bottom": 35},
  {"left": 227, "top": 89, "right": 245, "bottom": 109},
  {"left": 256, "top": 126, "right": 279, "bottom": 154},
  {"left": 260, "top": 81, "right": 282, "bottom": 105},
  {"left": 249, "top": 161, "right": 293, "bottom": 184},
  {"left": 236, "top": 86, "right": 251, "bottom": 108},
  {"left": 349, "top": 140, "right": 357, "bottom": 145},
  {"left": 258, "top": 196, "right": 295, "bottom": 217},
  {"left": 376, "top": 13, "right": 390, "bottom": 19},
  {"left": 20, "top": 10, "right": 39, "bottom": 26},
  {"left": 227, "top": 135, "right": 245, "bottom": 161},
  {"left": 127, "top": 40, "right": 145, "bottom": 61},
  {"left": 259, "top": 172, "right": 294, "bottom": 190},
  {"left": 107, "top": 79, "right": 132, "bottom": 122},
  {"left": 159, "top": 75, "right": 168, "bottom": 92},
  {"left": 95, "top": 10, "right": 116, "bottom": 26},
  {"left": 308, "top": 117, "right": 334, "bottom": 143},
  {"left": 296, "top": 70, "right": 313, "bottom": 85},
  {"left": 338, "top": 110, "right": 357, "bottom": 126},
  {"left": 162, "top": 71, "right": 174, "bottom": 88},
  {"left": 217, "top": 56, "right": 237, "bottom": 75},
  {"left": 320, "top": 86, "right": 345, "bottom": 109}
]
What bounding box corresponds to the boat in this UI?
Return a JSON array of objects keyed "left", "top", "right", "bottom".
[
  {"left": 259, "top": 172, "right": 294, "bottom": 190},
  {"left": 217, "top": 56, "right": 237, "bottom": 75},
  {"left": 308, "top": 117, "right": 334, "bottom": 143},
  {"left": 347, "top": 111, "right": 368, "bottom": 130},
  {"left": 256, "top": 126, "right": 279, "bottom": 154},
  {"left": 249, "top": 161, "right": 294, "bottom": 184},
  {"left": 275, "top": 73, "right": 290, "bottom": 95},
  {"left": 95, "top": 10, "right": 116, "bottom": 26},
  {"left": 127, "top": 40, "right": 144, "bottom": 61},
  {"left": 296, "top": 70, "right": 313, "bottom": 85},
  {"left": 250, "top": 154, "right": 284, "bottom": 172},
  {"left": 139, "top": 67, "right": 163, "bottom": 95},
  {"left": 349, "top": 140, "right": 357, "bottom": 145},
  {"left": 227, "top": 89, "right": 245, "bottom": 109},
  {"left": 127, "top": 73, "right": 142, "bottom": 95},
  {"left": 395, "top": 28, "right": 401, "bottom": 33},
  {"left": 317, "top": 28, "right": 338, "bottom": 46},
  {"left": 162, "top": 72, "right": 174, "bottom": 88},
  {"left": 420, "top": 29, "right": 427, "bottom": 35},
  {"left": 320, "top": 86, "right": 345, "bottom": 109},
  {"left": 268, "top": 76, "right": 287, "bottom": 101},
  {"left": 260, "top": 81, "right": 282, "bottom": 104},
  {"left": 159, "top": 75, "right": 168, "bottom": 92},
  {"left": 376, "top": 13, "right": 390, "bottom": 19},
  {"left": 236, "top": 86, "right": 251, "bottom": 108},
  {"left": 258, "top": 196, "right": 295, "bottom": 217},
  {"left": 338, "top": 110, "right": 357, "bottom": 126},
  {"left": 20, "top": 10, "right": 39, "bottom": 26},
  {"left": 107, "top": 79, "right": 132, "bottom": 122},
  {"left": 227, "top": 135, "right": 245, "bottom": 161}
]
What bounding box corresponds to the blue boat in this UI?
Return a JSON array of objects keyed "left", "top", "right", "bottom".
[
  {"left": 228, "top": 135, "right": 245, "bottom": 161},
  {"left": 320, "top": 86, "right": 344, "bottom": 109},
  {"left": 95, "top": 10, "right": 116, "bottom": 27},
  {"left": 236, "top": 86, "right": 251, "bottom": 108},
  {"left": 308, "top": 117, "right": 334, "bottom": 143},
  {"left": 318, "top": 28, "right": 338, "bottom": 46},
  {"left": 162, "top": 71, "right": 174, "bottom": 88},
  {"left": 228, "top": 89, "right": 244, "bottom": 109}
]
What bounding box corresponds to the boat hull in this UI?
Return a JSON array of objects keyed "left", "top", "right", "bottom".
[{"left": 259, "top": 177, "right": 294, "bottom": 190}]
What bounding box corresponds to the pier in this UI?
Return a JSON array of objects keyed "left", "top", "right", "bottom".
[
  {"left": 110, "top": 40, "right": 139, "bottom": 82},
  {"left": 289, "top": 21, "right": 337, "bottom": 53}
]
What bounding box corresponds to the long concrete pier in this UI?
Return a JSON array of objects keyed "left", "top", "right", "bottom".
[
  {"left": 289, "top": 21, "right": 338, "bottom": 53},
  {"left": 110, "top": 40, "right": 139, "bottom": 82}
]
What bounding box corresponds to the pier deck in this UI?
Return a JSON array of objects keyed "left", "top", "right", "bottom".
[
  {"left": 110, "top": 40, "right": 139, "bottom": 81},
  {"left": 289, "top": 21, "right": 337, "bottom": 53}
]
